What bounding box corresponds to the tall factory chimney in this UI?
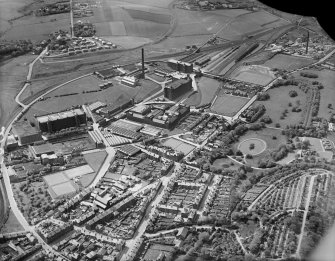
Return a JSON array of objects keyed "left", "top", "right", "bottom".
[
  {"left": 306, "top": 30, "right": 310, "bottom": 54},
  {"left": 141, "top": 48, "right": 145, "bottom": 79}
]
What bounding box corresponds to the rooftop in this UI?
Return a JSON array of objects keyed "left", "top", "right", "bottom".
[
  {"left": 168, "top": 77, "right": 191, "bottom": 90},
  {"left": 12, "top": 121, "right": 40, "bottom": 137},
  {"left": 36, "top": 109, "right": 85, "bottom": 123},
  {"left": 30, "top": 143, "right": 55, "bottom": 155}
]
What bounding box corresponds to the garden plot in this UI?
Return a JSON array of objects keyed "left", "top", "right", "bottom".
[{"left": 244, "top": 169, "right": 335, "bottom": 259}]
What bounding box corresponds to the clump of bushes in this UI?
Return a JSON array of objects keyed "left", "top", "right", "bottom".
[
  {"left": 300, "top": 71, "right": 318, "bottom": 78},
  {"left": 289, "top": 90, "right": 298, "bottom": 97}
]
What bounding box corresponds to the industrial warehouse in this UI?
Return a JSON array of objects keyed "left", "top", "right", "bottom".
[{"left": 35, "top": 108, "right": 87, "bottom": 133}]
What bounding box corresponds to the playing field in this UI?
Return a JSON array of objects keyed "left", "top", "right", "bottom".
[
  {"left": 162, "top": 138, "right": 196, "bottom": 155},
  {"left": 231, "top": 65, "right": 275, "bottom": 86},
  {"left": 44, "top": 172, "right": 69, "bottom": 187},
  {"left": 63, "top": 165, "right": 94, "bottom": 179},
  {"left": 211, "top": 94, "right": 250, "bottom": 117},
  {"left": 44, "top": 168, "right": 86, "bottom": 198},
  {"left": 51, "top": 182, "right": 77, "bottom": 198}
]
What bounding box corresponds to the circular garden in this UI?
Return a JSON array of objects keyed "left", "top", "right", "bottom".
[{"left": 238, "top": 138, "right": 267, "bottom": 156}]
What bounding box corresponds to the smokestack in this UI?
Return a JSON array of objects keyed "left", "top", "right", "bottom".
[
  {"left": 141, "top": 48, "right": 145, "bottom": 79},
  {"left": 306, "top": 30, "right": 309, "bottom": 54}
]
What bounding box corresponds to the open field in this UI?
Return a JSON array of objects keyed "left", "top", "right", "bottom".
[
  {"left": 0, "top": 55, "right": 36, "bottom": 127},
  {"left": 216, "top": 10, "right": 288, "bottom": 40},
  {"left": 0, "top": 210, "right": 23, "bottom": 233},
  {"left": 197, "top": 77, "right": 221, "bottom": 105},
  {"left": 24, "top": 75, "right": 160, "bottom": 119},
  {"left": 254, "top": 85, "right": 307, "bottom": 128},
  {"left": 75, "top": 0, "right": 171, "bottom": 40},
  {"left": 162, "top": 138, "right": 196, "bottom": 155},
  {"left": 184, "top": 77, "right": 220, "bottom": 107},
  {"left": 211, "top": 93, "right": 249, "bottom": 117},
  {"left": 231, "top": 65, "right": 275, "bottom": 85},
  {"left": 1, "top": 12, "right": 70, "bottom": 41},
  {"left": 212, "top": 157, "right": 240, "bottom": 171},
  {"left": 121, "top": 0, "right": 175, "bottom": 8},
  {"left": 238, "top": 138, "right": 267, "bottom": 155},
  {"left": 83, "top": 150, "right": 107, "bottom": 172},
  {"left": 263, "top": 54, "right": 315, "bottom": 71}
]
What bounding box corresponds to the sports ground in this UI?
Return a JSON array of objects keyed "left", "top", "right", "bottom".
[
  {"left": 231, "top": 65, "right": 275, "bottom": 86},
  {"left": 211, "top": 94, "right": 250, "bottom": 117},
  {"left": 43, "top": 165, "right": 94, "bottom": 198}
]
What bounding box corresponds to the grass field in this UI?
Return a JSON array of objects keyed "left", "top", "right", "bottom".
[
  {"left": 211, "top": 93, "right": 249, "bottom": 117},
  {"left": 76, "top": 0, "right": 171, "bottom": 40},
  {"left": 0, "top": 54, "right": 36, "bottom": 127},
  {"left": 83, "top": 150, "right": 107, "bottom": 172},
  {"left": 2, "top": 13, "right": 70, "bottom": 41},
  {"left": 263, "top": 54, "right": 315, "bottom": 71},
  {"left": 162, "top": 138, "right": 196, "bottom": 155},
  {"left": 212, "top": 157, "right": 239, "bottom": 171},
  {"left": 184, "top": 77, "right": 221, "bottom": 107},
  {"left": 0, "top": 210, "right": 23, "bottom": 233},
  {"left": 254, "top": 85, "right": 307, "bottom": 128},
  {"left": 217, "top": 10, "right": 288, "bottom": 40},
  {"left": 198, "top": 77, "right": 221, "bottom": 105},
  {"left": 231, "top": 65, "right": 275, "bottom": 86}
]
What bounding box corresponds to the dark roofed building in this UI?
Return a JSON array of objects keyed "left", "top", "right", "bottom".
[{"left": 164, "top": 77, "right": 192, "bottom": 100}]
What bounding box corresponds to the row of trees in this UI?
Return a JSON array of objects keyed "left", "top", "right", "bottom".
[{"left": 0, "top": 40, "right": 33, "bottom": 57}]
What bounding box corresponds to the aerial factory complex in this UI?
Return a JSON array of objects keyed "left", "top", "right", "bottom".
[{"left": 1, "top": 0, "right": 335, "bottom": 260}]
